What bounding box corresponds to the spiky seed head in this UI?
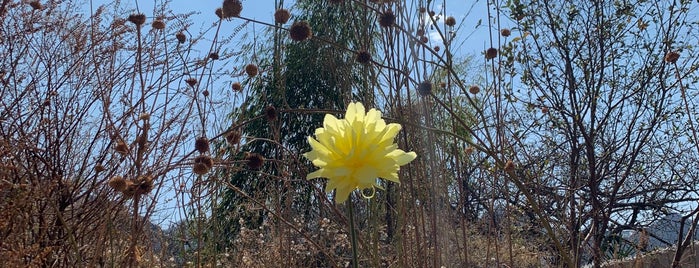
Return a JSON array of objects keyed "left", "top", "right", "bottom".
[
  {"left": 95, "top": 164, "right": 106, "bottom": 173},
  {"left": 136, "top": 175, "right": 154, "bottom": 195},
  {"left": 202, "top": 90, "right": 209, "bottom": 97},
  {"left": 245, "top": 64, "right": 258, "bottom": 77},
  {"left": 665, "top": 51, "right": 680, "bottom": 63},
  {"left": 193, "top": 163, "right": 210, "bottom": 175},
  {"left": 195, "top": 137, "right": 210, "bottom": 153},
  {"left": 209, "top": 52, "right": 220, "bottom": 60},
  {"left": 186, "top": 77, "right": 197, "bottom": 87},
  {"left": 222, "top": 0, "right": 243, "bottom": 18},
  {"left": 420, "top": 36, "right": 429, "bottom": 43},
  {"left": 122, "top": 180, "right": 137, "bottom": 197},
  {"left": 485, "top": 47, "right": 498, "bottom": 60},
  {"left": 356, "top": 50, "right": 371, "bottom": 64},
  {"left": 215, "top": 8, "right": 224, "bottom": 19},
  {"left": 434, "top": 46, "right": 440, "bottom": 52},
  {"left": 127, "top": 13, "right": 147, "bottom": 26},
  {"left": 501, "top": 28, "right": 511, "bottom": 37},
  {"left": 115, "top": 140, "right": 129, "bottom": 155},
  {"left": 245, "top": 153, "right": 265, "bottom": 170},
  {"left": 231, "top": 82, "right": 242, "bottom": 92},
  {"left": 108, "top": 176, "right": 127, "bottom": 192},
  {"left": 264, "top": 105, "right": 277, "bottom": 121},
  {"left": 176, "top": 32, "right": 187, "bottom": 43},
  {"left": 152, "top": 19, "right": 165, "bottom": 30},
  {"left": 274, "top": 9, "right": 291, "bottom": 24},
  {"left": 445, "top": 16, "right": 456, "bottom": 27},
  {"left": 469, "top": 85, "right": 480, "bottom": 94},
  {"left": 29, "top": 1, "right": 42, "bottom": 10},
  {"left": 194, "top": 155, "right": 214, "bottom": 169},
  {"left": 225, "top": 130, "right": 242, "bottom": 146},
  {"left": 504, "top": 160, "right": 515, "bottom": 172},
  {"left": 289, "top": 21, "right": 312, "bottom": 41},
  {"left": 379, "top": 10, "right": 396, "bottom": 27},
  {"left": 417, "top": 81, "right": 432, "bottom": 96}
]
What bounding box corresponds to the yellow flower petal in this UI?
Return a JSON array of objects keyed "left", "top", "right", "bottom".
[{"left": 304, "top": 102, "right": 417, "bottom": 203}]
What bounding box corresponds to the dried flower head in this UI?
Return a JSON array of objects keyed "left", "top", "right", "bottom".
[
  {"left": 245, "top": 64, "right": 259, "bottom": 77},
  {"left": 504, "top": 160, "right": 515, "bottom": 172},
  {"left": 152, "top": 19, "right": 165, "bottom": 30},
  {"left": 202, "top": 90, "right": 210, "bottom": 97},
  {"left": 186, "top": 77, "right": 197, "bottom": 87},
  {"left": 289, "top": 21, "right": 312, "bottom": 41},
  {"left": 469, "top": 85, "right": 480, "bottom": 94},
  {"left": 379, "top": 10, "right": 396, "bottom": 27},
  {"left": 195, "top": 137, "right": 210, "bottom": 153},
  {"left": 29, "top": 1, "right": 42, "bottom": 10},
  {"left": 356, "top": 50, "right": 371, "bottom": 64},
  {"left": 193, "top": 155, "right": 214, "bottom": 175},
  {"left": 445, "top": 16, "right": 456, "bottom": 27},
  {"left": 176, "top": 32, "right": 187, "bottom": 43},
  {"left": 434, "top": 46, "right": 440, "bottom": 52},
  {"left": 264, "top": 105, "right": 277, "bottom": 121},
  {"left": 245, "top": 152, "right": 265, "bottom": 170},
  {"left": 95, "top": 164, "right": 106, "bottom": 173},
  {"left": 419, "top": 7, "right": 427, "bottom": 13},
  {"left": 139, "top": 113, "right": 150, "bottom": 121},
  {"left": 501, "top": 28, "right": 511, "bottom": 37},
  {"left": 485, "top": 47, "right": 498, "bottom": 60},
  {"left": 115, "top": 140, "right": 129, "bottom": 155},
  {"left": 215, "top": 8, "right": 224, "bottom": 19},
  {"left": 231, "top": 82, "right": 242, "bottom": 92},
  {"left": 420, "top": 36, "right": 429, "bottom": 43},
  {"left": 274, "top": 8, "right": 291, "bottom": 24},
  {"left": 209, "top": 52, "right": 220, "bottom": 60},
  {"left": 304, "top": 102, "right": 417, "bottom": 203},
  {"left": 541, "top": 107, "right": 549, "bottom": 113},
  {"left": 122, "top": 180, "right": 137, "bottom": 197},
  {"left": 136, "top": 175, "right": 154, "bottom": 195},
  {"left": 193, "top": 163, "right": 210, "bottom": 175},
  {"left": 222, "top": 0, "right": 243, "bottom": 18},
  {"left": 108, "top": 176, "right": 128, "bottom": 192},
  {"left": 416, "top": 29, "right": 425, "bottom": 36},
  {"left": 417, "top": 80, "right": 432, "bottom": 96},
  {"left": 127, "top": 13, "right": 147, "bottom": 26},
  {"left": 225, "top": 129, "right": 242, "bottom": 146},
  {"left": 665, "top": 51, "right": 680, "bottom": 63}
]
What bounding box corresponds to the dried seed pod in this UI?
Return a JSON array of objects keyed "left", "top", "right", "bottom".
[
  {"left": 186, "top": 78, "right": 197, "bottom": 87},
  {"left": 417, "top": 80, "right": 432, "bottom": 96},
  {"left": 485, "top": 47, "right": 498, "bottom": 60},
  {"left": 469, "top": 85, "right": 480, "bottom": 94},
  {"left": 136, "top": 175, "right": 154, "bottom": 195},
  {"left": 29, "top": 1, "right": 42, "bottom": 10},
  {"left": 504, "top": 160, "right": 515, "bottom": 172},
  {"left": 152, "top": 19, "right": 165, "bottom": 30},
  {"left": 115, "top": 140, "right": 129, "bottom": 155},
  {"left": 195, "top": 137, "right": 210, "bottom": 153},
  {"left": 225, "top": 130, "right": 242, "bottom": 146},
  {"left": 127, "top": 13, "right": 146, "bottom": 26},
  {"left": 209, "top": 52, "right": 220, "bottom": 60},
  {"left": 665, "top": 51, "right": 680, "bottom": 63},
  {"left": 231, "top": 82, "right": 242, "bottom": 92},
  {"left": 245, "top": 152, "right": 265, "bottom": 170},
  {"left": 222, "top": 0, "right": 243, "bottom": 18},
  {"left": 379, "top": 10, "right": 396, "bottom": 27},
  {"left": 245, "top": 64, "right": 258, "bottom": 77},
  {"left": 500, "top": 28, "right": 511, "bottom": 37},
  {"left": 445, "top": 16, "right": 456, "bottom": 27},
  {"left": 274, "top": 9, "right": 291, "bottom": 24},
  {"left": 108, "top": 176, "right": 127, "bottom": 192},
  {"left": 176, "top": 32, "right": 187, "bottom": 43},
  {"left": 356, "top": 50, "right": 371, "bottom": 64},
  {"left": 289, "top": 21, "right": 312, "bottom": 41}
]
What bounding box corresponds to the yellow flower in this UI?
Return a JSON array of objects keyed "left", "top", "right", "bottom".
[{"left": 304, "top": 102, "right": 417, "bottom": 203}]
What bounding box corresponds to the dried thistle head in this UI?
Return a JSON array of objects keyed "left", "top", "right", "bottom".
[
  {"left": 209, "top": 52, "right": 220, "bottom": 60},
  {"left": 379, "top": 10, "right": 396, "bottom": 27},
  {"left": 231, "top": 82, "right": 242, "bottom": 92},
  {"left": 245, "top": 152, "right": 265, "bottom": 170},
  {"left": 127, "top": 13, "right": 147, "bottom": 26},
  {"left": 186, "top": 77, "right": 197, "bottom": 87},
  {"left": 469, "top": 85, "right": 480, "bottom": 94},
  {"left": 115, "top": 140, "right": 129, "bottom": 155},
  {"left": 417, "top": 80, "right": 432, "bottom": 96},
  {"left": 135, "top": 175, "right": 154, "bottom": 195},
  {"left": 356, "top": 50, "right": 371, "bottom": 64},
  {"left": 193, "top": 155, "right": 214, "bottom": 175},
  {"left": 485, "top": 47, "right": 498, "bottom": 60},
  {"left": 152, "top": 19, "right": 165, "bottom": 30},
  {"left": 264, "top": 105, "right": 277, "bottom": 121},
  {"left": 215, "top": 8, "right": 224, "bottom": 19},
  {"left": 445, "top": 16, "right": 456, "bottom": 27},
  {"left": 420, "top": 36, "right": 428, "bottom": 43},
  {"left": 176, "top": 32, "right": 187, "bottom": 43},
  {"left": 500, "top": 28, "right": 511, "bottom": 37},
  {"left": 29, "top": 1, "right": 42, "bottom": 10},
  {"left": 139, "top": 113, "right": 150, "bottom": 121},
  {"left": 245, "top": 64, "right": 259, "bottom": 77},
  {"left": 108, "top": 176, "right": 127, "bottom": 192},
  {"left": 95, "top": 164, "right": 106, "bottom": 173},
  {"left": 665, "top": 51, "right": 680, "bottom": 63},
  {"left": 225, "top": 129, "right": 242, "bottom": 146},
  {"left": 222, "top": 0, "right": 243, "bottom": 18},
  {"left": 195, "top": 137, "right": 210, "bottom": 153},
  {"left": 274, "top": 9, "right": 291, "bottom": 24},
  {"left": 504, "top": 160, "right": 515, "bottom": 172},
  {"left": 289, "top": 21, "right": 312, "bottom": 41},
  {"left": 193, "top": 163, "right": 210, "bottom": 175},
  {"left": 122, "top": 180, "right": 137, "bottom": 198}
]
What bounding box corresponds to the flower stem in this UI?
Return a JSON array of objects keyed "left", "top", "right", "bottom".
[{"left": 347, "top": 195, "right": 359, "bottom": 268}]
